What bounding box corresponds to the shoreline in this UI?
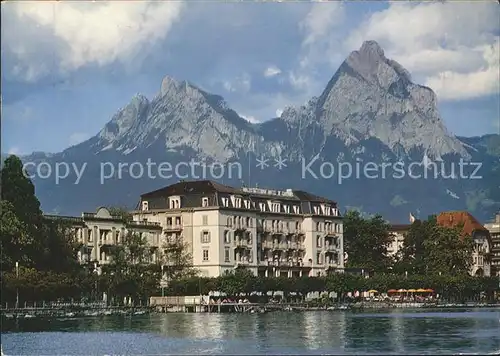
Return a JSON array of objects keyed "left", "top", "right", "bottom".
[{"left": 2, "top": 302, "right": 500, "bottom": 318}]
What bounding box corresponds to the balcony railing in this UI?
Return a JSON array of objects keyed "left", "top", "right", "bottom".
[
  {"left": 234, "top": 239, "right": 251, "bottom": 248},
  {"left": 164, "top": 224, "right": 182, "bottom": 231},
  {"left": 128, "top": 220, "right": 161, "bottom": 227}
]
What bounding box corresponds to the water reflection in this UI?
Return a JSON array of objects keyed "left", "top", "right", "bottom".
[
  {"left": 390, "top": 310, "right": 405, "bottom": 354},
  {"left": 2, "top": 309, "right": 500, "bottom": 355}
]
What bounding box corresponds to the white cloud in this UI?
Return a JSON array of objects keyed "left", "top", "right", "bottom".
[
  {"left": 223, "top": 73, "right": 251, "bottom": 93},
  {"left": 2, "top": 1, "right": 184, "bottom": 81},
  {"left": 264, "top": 65, "right": 282, "bottom": 78},
  {"left": 291, "top": 2, "right": 346, "bottom": 95},
  {"left": 300, "top": 2, "right": 345, "bottom": 47},
  {"left": 345, "top": 2, "right": 500, "bottom": 101},
  {"left": 288, "top": 72, "right": 313, "bottom": 91},
  {"left": 240, "top": 114, "right": 259, "bottom": 124},
  {"left": 7, "top": 147, "right": 20, "bottom": 155},
  {"left": 69, "top": 133, "right": 90, "bottom": 146}
]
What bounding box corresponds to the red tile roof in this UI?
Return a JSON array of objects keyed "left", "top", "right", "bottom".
[{"left": 436, "top": 211, "right": 488, "bottom": 237}]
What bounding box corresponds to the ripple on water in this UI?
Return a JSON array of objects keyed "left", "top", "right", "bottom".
[{"left": 1, "top": 309, "right": 500, "bottom": 355}]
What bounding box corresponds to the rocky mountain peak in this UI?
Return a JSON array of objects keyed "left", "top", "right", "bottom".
[
  {"left": 160, "top": 75, "right": 196, "bottom": 98},
  {"left": 283, "top": 40, "right": 469, "bottom": 159},
  {"left": 345, "top": 40, "right": 410, "bottom": 90}
]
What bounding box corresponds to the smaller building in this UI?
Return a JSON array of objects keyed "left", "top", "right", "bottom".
[
  {"left": 484, "top": 212, "right": 500, "bottom": 277},
  {"left": 45, "top": 207, "right": 162, "bottom": 266},
  {"left": 436, "top": 211, "right": 492, "bottom": 277},
  {"left": 387, "top": 224, "right": 411, "bottom": 258}
]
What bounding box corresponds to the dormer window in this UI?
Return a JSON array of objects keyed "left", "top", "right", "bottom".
[
  {"left": 235, "top": 197, "right": 241, "bottom": 208},
  {"left": 293, "top": 206, "right": 299, "bottom": 214},
  {"left": 244, "top": 200, "right": 250, "bottom": 209},
  {"left": 202, "top": 197, "right": 209, "bottom": 207},
  {"left": 222, "top": 197, "right": 229, "bottom": 207},
  {"left": 313, "top": 206, "right": 320, "bottom": 215},
  {"left": 259, "top": 202, "right": 266, "bottom": 212},
  {"left": 169, "top": 197, "right": 180, "bottom": 209},
  {"left": 142, "top": 201, "right": 149, "bottom": 211},
  {"left": 271, "top": 202, "right": 280, "bottom": 213}
]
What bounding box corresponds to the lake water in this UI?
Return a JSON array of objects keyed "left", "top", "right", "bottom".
[{"left": 2, "top": 309, "right": 500, "bottom": 355}]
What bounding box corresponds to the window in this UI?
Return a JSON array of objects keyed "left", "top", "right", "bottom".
[
  {"left": 316, "top": 253, "right": 322, "bottom": 264},
  {"left": 142, "top": 201, "right": 149, "bottom": 211},
  {"left": 227, "top": 217, "right": 233, "bottom": 228},
  {"left": 244, "top": 200, "right": 250, "bottom": 209},
  {"left": 248, "top": 232, "right": 253, "bottom": 244},
  {"left": 201, "top": 231, "right": 210, "bottom": 244},
  {"left": 222, "top": 197, "right": 229, "bottom": 207},
  {"left": 284, "top": 205, "right": 290, "bottom": 214},
  {"left": 202, "top": 197, "right": 209, "bottom": 207},
  {"left": 313, "top": 206, "right": 319, "bottom": 215},
  {"left": 293, "top": 205, "right": 299, "bottom": 214},
  {"left": 259, "top": 202, "right": 266, "bottom": 212},
  {"left": 316, "top": 222, "right": 320, "bottom": 231},
  {"left": 235, "top": 198, "right": 241, "bottom": 208},
  {"left": 224, "top": 230, "right": 231, "bottom": 244},
  {"left": 246, "top": 217, "right": 250, "bottom": 227},
  {"left": 202, "top": 215, "right": 208, "bottom": 225},
  {"left": 224, "top": 248, "right": 230, "bottom": 262},
  {"left": 169, "top": 198, "right": 180, "bottom": 209},
  {"left": 203, "top": 249, "right": 209, "bottom": 261},
  {"left": 316, "top": 235, "right": 322, "bottom": 248}
]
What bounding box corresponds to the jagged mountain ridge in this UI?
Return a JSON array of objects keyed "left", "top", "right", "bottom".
[
  {"left": 21, "top": 41, "right": 499, "bottom": 222},
  {"left": 81, "top": 40, "right": 467, "bottom": 162}
]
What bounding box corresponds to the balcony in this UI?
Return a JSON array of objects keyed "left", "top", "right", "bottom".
[
  {"left": 234, "top": 224, "right": 247, "bottom": 232},
  {"left": 261, "top": 241, "right": 274, "bottom": 249},
  {"left": 324, "top": 244, "right": 339, "bottom": 252},
  {"left": 128, "top": 220, "right": 162, "bottom": 228},
  {"left": 234, "top": 239, "right": 251, "bottom": 248},
  {"left": 324, "top": 260, "right": 340, "bottom": 269},
  {"left": 164, "top": 224, "right": 182, "bottom": 231},
  {"left": 234, "top": 258, "right": 251, "bottom": 266}
]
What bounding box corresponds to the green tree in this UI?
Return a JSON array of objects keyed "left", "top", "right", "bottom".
[
  {"left": 39, "top": 217, "right": 81, "bottom": 273},
  {"left": 343, "top": 210, "right": 393, "bottom": 272},
  {"left": 0, "top": 200, "right": 33, "bottom": 270},
  {"left": 108, "top": 206, "right": 133, "bottom": 222},
  {"left": 1, "top": 155, "right": 43, "bottom": 228},
  {"left": 103, "top": 231, "right": 159, "bottom": 304},
  {"left": 396, "top": 217, "right": 434, "bottom": 274},
  {"left": 424, "top": 224, "right": 473, "bottom": 276},
  {"left": 160, "top": 234, "right": 197, "bottom": 281},
  {"left": 1, "top": 155, "right": 80, "bottom": 273}
]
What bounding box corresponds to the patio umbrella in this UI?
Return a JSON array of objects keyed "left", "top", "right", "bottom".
[
  {"left": 367, "top": 289, "right": 378, "bottom": 293},
  {"left": 416, "top": 288, "right": 427, "bottom": 293},
  {"left": 407, "top": 289, "right": 417, "bottom": 293},
  {"left": 387, "top": 289, "right": 398, "bottom": 293},
  {"left": 425, "top": 289, "right": 434, "bottom": 293},
  {"left": 397, "top": 289, "right": 407, "bottom": 293}
]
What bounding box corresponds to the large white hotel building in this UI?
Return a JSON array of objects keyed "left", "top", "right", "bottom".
[{"left": 49, "top": 180, "right": 344, "bottom": 278}]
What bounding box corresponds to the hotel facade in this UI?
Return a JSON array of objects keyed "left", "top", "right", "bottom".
[
  {"left": 45, "top": 207, "right": 162, "bottom": 265},
  {"left": 387, "top": 211, "right": 492, "bottom": 277},
  {"left": 133, "top": 180, "right": 344, "bottom": 277},
  {"left": 485, "top": 212, "right": 500, "bottom": 276},
  {"left": 49, "top": 180, "right": 344, "bottom": 278}
]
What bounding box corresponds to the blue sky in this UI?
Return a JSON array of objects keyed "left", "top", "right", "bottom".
[{"left": 2, "top": 1, "right": 499, "bottom": 155}]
